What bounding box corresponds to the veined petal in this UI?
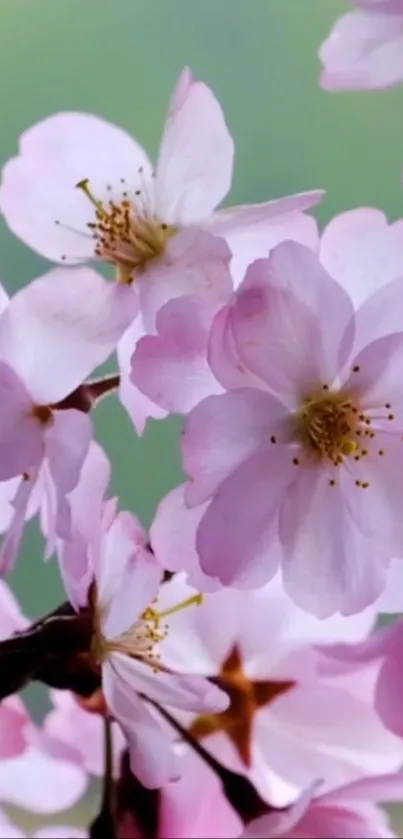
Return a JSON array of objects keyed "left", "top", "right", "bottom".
[
  {"left": 0, "top": 267, "right": 138, "bottom": 404},
  {"left": 155, "top": 78, "right": 234, "bottom": 224},
  {"left": 131, "top": 295, "right": 223, "bottom": 415},
  {"left": 150, "top": 484, "right": 221, "bottom": 592},
  {"left": 182, "top": 388, "right": 288, "bottom": 506},
  {"left": 0, "top": 362, "right": 44, "bottom": 480},
  {"left": 196, "top": 447, "right": 293, "bottom": 587},
  {"left": 102, "top": 659, "right": 179, "bottom": 788},
  {"left": 117, "top": 317, "right": 167, "bottom": 435}
]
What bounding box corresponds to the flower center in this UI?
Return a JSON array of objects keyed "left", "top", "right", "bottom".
[
  {"left": 76, "top": 178, "right": 177, "bottom": 284},
  {"left": 92, "top": 591, "right": 202, "bottom": 672},
  {"left": 295, "top": 389, "right": 360, "bottom": 465}
]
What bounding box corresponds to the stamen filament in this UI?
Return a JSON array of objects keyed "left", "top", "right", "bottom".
[{"left": 157, "top": 593, "right": 203, "bottom": 620}]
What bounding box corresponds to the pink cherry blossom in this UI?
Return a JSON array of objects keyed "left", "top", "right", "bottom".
[
  {"left": 157, "top": 573, "right": 401, "bottom": 808},
  {"left": 0, "top": 68, "right": 323, "bottom": 291},
  {"left": 61, "top": 506, "right": 229, "bottom": 788},
  {"left": 180, "top": 241, "right": 403, "bottom": 616},
  {"left": 244, "top": 772, "right": 403, "bottom": 838},
  {"left": 319, "top": 0, "right": 403, "bottom": 91}
]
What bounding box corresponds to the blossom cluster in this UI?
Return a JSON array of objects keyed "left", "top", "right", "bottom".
[{"left": 0, "top": 6, "right": 403, "bottom": 835}]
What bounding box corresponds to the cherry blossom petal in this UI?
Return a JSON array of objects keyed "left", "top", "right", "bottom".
[
  {"left": 0, "top": 697, "right": 29, "bottom": 759},
  {"left": 0, "top": 112, "right": 152, "bottom": 263},
  {"left": 208, "top": 305, "right": 266, "bottom": 391},
  {"left": 319, "top": 8, "right": 403, "bottom": 91},
  {"left": 0, "top": 747, "right": 87, "bottom": 812},
  {"left": 138, "top": 228, "right": 232, "bottom": 332},
  {"left": 34, "top": 829, "right": 86, "bottom": 839},
  {"left": 0, "top": 478, "right": 24, "bottom": 534},
  {"left": 0, "top": 581, "right": 28, "bottom": 636},
  {"left": 0, "top": 363, "right": 44, "bottom": 480},
  {"left": 352, "top": 275, "right": 403, "bottom": 359},
  {"left": 182, "top": 388, "right": 289, "bottom": 506},
  {"left": 132, "top": 295, "right": 223, "bottom": 415},
  {"left": 0, "top": 267, "right": 138, "bottom": 404},
  {"left": 150, "top": 484, "right": 221, "bottom": 592},
  {"left": 102, "top": 660, "right": 179, "bottom": 788},
  {"left": 117, "top": 317, "right": 167, "bottom": 435},
  {"left": 196, "top": 447, "right": 293, "bottom": 587},
  {"left": 0, "top": 283, "right": 9, "bottom": 314},
  {"left": 344, "top": 332, "right": 403, "bottom": 421},
  {"left": 94, "top": 511, "right": 161, "bottom": 638},
  {"left": 155, "top": 79, "right": 234, "bottom": 224},
  {"left": 102, "top": 548, "right": 161, "bottom": 641},
  {"left": 244, "top": 784, "right": 317, "bottom": 838},
  {"left": 280, "top": 469, "right": 390, "bottom": 617},
  {"left": 166, "top": 66, "right": 195, "bottom": 118},
  {"left": 320, "top": 208, "right": 403, "bottom": 309},
  {"left": 231, "top": 244, "right": 355, "bottom": 396},
  {"left": 109, "top": 651, "right": 228, "bottom": 713},
  {"left": 0, "top": 476, "right": 35, "bottom": 574}
]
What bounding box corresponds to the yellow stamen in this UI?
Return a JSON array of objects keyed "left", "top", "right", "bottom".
[
  {"left": 76, "top": 178, "right": 103, "bottom": 211},
  {"left": 157, "top": 593, "right": 203, "bottom": 620}
]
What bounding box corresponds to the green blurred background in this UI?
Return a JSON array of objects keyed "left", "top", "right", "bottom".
[{"left": 0, "top": 0, "right": 403, "bottom": 832}]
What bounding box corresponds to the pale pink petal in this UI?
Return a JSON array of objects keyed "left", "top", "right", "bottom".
[
  {"left": 344, "top": 332, "right": 403, "bottom": 422},
  {"left": 108, "top": 651, "right": 228, "bottom": 713},
  {"left": 0, "top": 811, "right": 25, "bottom": 839},
  {"left": 0, "top": 476, "right": 35, "bottom": 574},
  {"left": 196, "top": 447, "right": 293, "bottom": 587},
  {"left": 0, "top": 283, "right": 9, "bottom": 315},
  {"left": 45, "top": 410, "right": 92, "bottom": 496},
  {"left": 0, "top": 697, "right": 30, "bottom": 759},
  {"left": 102, "top": 660, "right": 179, "bottom": 788},
  {"left": 132, "top": 295, "right": 223, "bottom": 415},
  {"left": 320, "top": 208, "right": 403, "bottom": 309},
  {"left": 138, "top": 228, "right": 232, "bottom": 332},
  {"left": 208, "top": 305, "right": 266, "bottom": 391},
  {"left": 0, "top": 580, "right": 28, "bottom": 636},
  {"left": 158, "top": 578, "right": 244, "bottom": 676},
  {"left": 61, "top": 439, "right": 110, "bottom": 545},
  {"left": 0, "top": 478, "right": 24, "bottom": 534},
  {"left": 0, "top": 362, "right": 44, "bottom": 480},
  {"left": 155, "top": 79, "right": 234, "bottom": 224},
  {"left": 244, "top": 784, "right": 317, "bottom": 838},
  {"left": 280, "top": 469, "right": 390, "bottom": 617},
  {"left": 117, "top": 317, "right": 167, "bottom": 435},
  {"left": 102, "top": 547, "right": 161, "bottom": 641},
  {"left": 375, "top": 655, "right": 403, "bottom": 738},
  {"left": 0, "top": 111, "right": 151, "bottom": 263},
  {"left": 352, "top": 275, "right": 403, "bottom": 358},
  {"left": 160, "top": 748, "right": 242, "bottom": 838},
  {"left": 231, "top": 282, "right": 323, "bottom": 404},
  {"left": 166, "top": 67, "right": 195, "bottom": 118},
  {"left": 375, "top": 558, "right": 403, "bottom": 613},
  {"left": 320, "top": 9, "right": 403, "bottom": 91},
  {"left": 340, "top": 434, "right": 403, "bottom": 557},
  {"left": 207, "top": 198, "right": 322, "bottom": 287},
  {"left": 150, "top": 484, "right": 221, "bottom": 592},
  {"left": 0, "top": 747, "right": 87, "bottom": 812},
  {"left": 231, "top": 243, "right": 354, "bottom": 396},
  {"left": 323, "top": 771, "right": 403, "bottom": 805},
  {"left": 182, "top": 389, "right": 289, "bottom": 506},
  {"left": 94, "top": 511, "right": 161, "bottom": 638},
  {"left": 0, "top": 267, "right": 138, "bottom": 404},
  {"left": 44, "top": 689, "right": 124, "bottom": 778}
]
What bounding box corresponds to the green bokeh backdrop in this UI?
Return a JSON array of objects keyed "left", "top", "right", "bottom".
[{"left": 0, "top": 0, "right": 403, "bottom": 831}]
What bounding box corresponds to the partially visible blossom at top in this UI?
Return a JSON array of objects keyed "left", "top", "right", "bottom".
[
  {"left": 319, "top": 0, "right": 403, "bottom": 91},
  {"left": 0, "top": 67, "right": 323, "bottom": 292},
  {"left": 61, "top": 504, "right": 229, "bottom": 788},
  {"left": 244, "top": 773, "right": 403, "bottom": 838},
  {"left": 179, "top": 241, "right": 403, "bottom": 615},
  {"left": 157, "top": 574, "right": 401, "bottom": 807}
]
